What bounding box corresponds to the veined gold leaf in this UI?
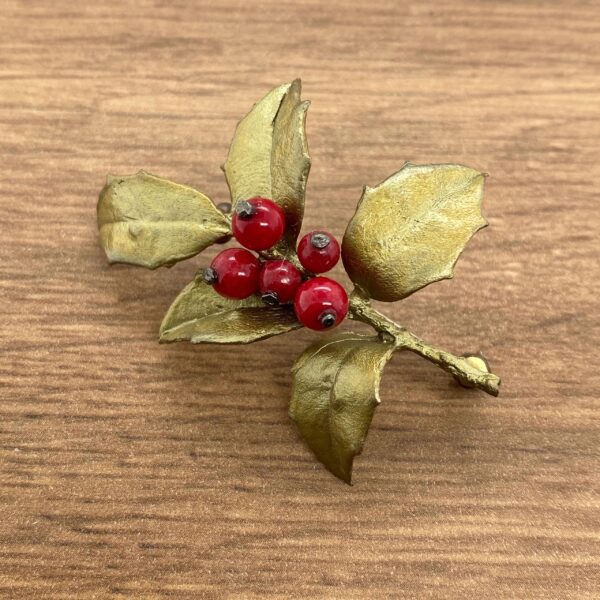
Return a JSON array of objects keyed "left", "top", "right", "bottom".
[
  {"left": 342, "top": 163, "right": 488, "bottom": 301},
  {"left": 159, "top": 276, "right": 301, "bottom": 344},
  {"left": 98, "top": 171, "right": 230, "bottom": 269},
  {"left": 223, "top": 80, "right": 311, "bottom": 251},
  {"left": 290, "top": 333, "right": 395, "bottom": 484}
]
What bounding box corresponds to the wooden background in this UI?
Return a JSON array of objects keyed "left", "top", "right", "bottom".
[{"left": 1, "top": 1, "right": 599, "bottom": 598}]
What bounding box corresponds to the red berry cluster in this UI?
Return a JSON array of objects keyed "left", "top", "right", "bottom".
[{"left": 203, "top": 197, "right": 348, "bottom": 331}]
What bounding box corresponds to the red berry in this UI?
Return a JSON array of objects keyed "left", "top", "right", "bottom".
[
  {"left": 232, "top": 197, "right": 285, "bottom": 251},
  {"left": 258, "top": 260, "right": 302, "bottom": 305},
  {"left": 297, "top": 231, "right": 340, "bottom": 273},
  {"left": 204, "top": 248, "right": 259, "bottom": 299},
  {"left": 294, "top": 277, "right": 348, "bottom": 330}
]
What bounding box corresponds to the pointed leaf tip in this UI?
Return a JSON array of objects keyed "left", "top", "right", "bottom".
[
  {"left": 160, "top": 278, "right": 301, "bottom": 344},
  {"left": 342, "top": 163, "right": 488, "bottom": 301},
  {"left": 223, "top": 81, "right": 311, "bottom": 251},
  {"left": 290, "top": 333, "right": 395, "bottom": 483},
  {"left": 97, "top": 171, "right": 230, "bottom": 269}
]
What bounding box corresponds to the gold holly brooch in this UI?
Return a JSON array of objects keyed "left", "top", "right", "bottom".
[{"left": 98, "top": 80, "right": 501, "bottom": 483}]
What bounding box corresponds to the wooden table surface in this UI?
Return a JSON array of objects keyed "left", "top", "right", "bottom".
[{"left": 1, "top": 1, "right": 599, "bottom": 598}]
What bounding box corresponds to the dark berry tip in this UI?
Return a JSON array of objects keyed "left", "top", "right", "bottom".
[
  {"left": 235, "top": 200, "right": 256, "bottom": 219},
  {"left": 311, "top": 232, "right": 330, "bottom": 249},
  {"left": 319, "top": 310, "right": 337, "bottom": 328},
  {"left": 202, "top": 266, "right": 218, "bottom": 285},
  {"left": 261, "top": 291, "right": 280, "bottom": 306}
]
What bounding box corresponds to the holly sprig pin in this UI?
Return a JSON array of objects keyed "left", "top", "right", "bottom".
[{"left": 98, "top": 80, "right": 501, "bottom": 483}]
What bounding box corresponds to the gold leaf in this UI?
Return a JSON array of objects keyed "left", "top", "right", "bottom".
[
  {"left": 98, "top": 171, "right": 230, "bottom": 269},
  {"left": 342, "top": 163, "right": 488, "bottom": 301},
  {"left": 289, "top": 333, "right": 395, "bottom": 483},
  {"left": 159, "top": 276, "right": 301, "bottom": 344},
  {"left": 223, "top": 80, "right": 311, "bottom": 251}
]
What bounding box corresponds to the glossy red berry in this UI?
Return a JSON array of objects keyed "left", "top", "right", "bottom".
[
  {"left": 232, "top": 197, "right": 285, "bottom": 251},
  {"left": 294, "top": 277, "right": 348, "bottom": 330},
  {"left": 259, "top": 260, "right": 302, "bottom": 305},
  {"left": 204, "top": 248, "right": 259, "bottom": 299},
  {"left": 297, "top": 231, "right": 340, "bottom": 273}
]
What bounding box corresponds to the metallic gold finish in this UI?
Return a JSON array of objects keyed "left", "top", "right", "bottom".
[
  {"left": 342, "top": 163, "right": 487, "bottom": 301},
  {"left": 223, "top": 79, "right": 311, "bottom": 253},
  {"left": 349, "top": 289, "right": 500, "bottom": 396},
  {"left": 159, "top": 275, "right": 301, "bottom": 344},
  {"left": 97, "top": 81, "right": 502, "bottom": 484},
  {"left": 98, "top": 171, "right": 230, "bottom": 269},
  {"left": 455, "top": 353, "right": 491, "bottom": 388},
  {"left": 290, "top": 333, "right": 396, "bottom": 484},
  {"left": 463, "top": 353, "right": 490, "bottom": 374}
]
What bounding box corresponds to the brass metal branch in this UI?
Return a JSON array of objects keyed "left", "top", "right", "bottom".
[{"left": 348, "top": 288, "right": 501, "bottom": 397}]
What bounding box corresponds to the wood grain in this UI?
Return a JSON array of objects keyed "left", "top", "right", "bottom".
[{"left": 1, "top": 1, "right": 599, "bottom": 598}]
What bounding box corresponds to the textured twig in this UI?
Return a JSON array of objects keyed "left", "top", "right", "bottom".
[
  {"left": 348, "top": 288, "right": 501, "bottom": 396},
  {"left": 256, "top": 248, "right": 501, "bottom": 396}
]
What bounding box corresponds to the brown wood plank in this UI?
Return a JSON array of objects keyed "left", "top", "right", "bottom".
[{"left": 1, "top": 0, "right": 598, "bottom": 597}]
